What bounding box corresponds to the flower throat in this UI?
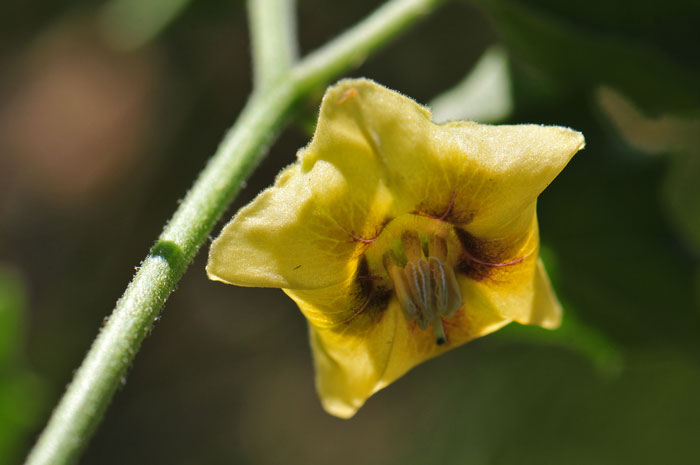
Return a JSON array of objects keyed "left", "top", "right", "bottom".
[{"left": 383, "top": 231, "right": 462, "bottom": 345}]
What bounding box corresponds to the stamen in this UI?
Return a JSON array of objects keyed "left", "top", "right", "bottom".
[
  {"left": 385, "top": 253, "right": 418, "bottom": 322},
  {"left": 382, "top": 251, "right": 398, "bottom": 273},
  {"left": 387, "top": 265, "right": 418, "bottom": 322},
  {"left": 429, "top": 235, "right": 448, "bottom": 263},
  {"left": 405, "top": 261, "right": 430, "bottom": 329},
  {"left": 405, "top": 263, "right": 422, "bottom": 305},
  {"left": 401, "top": 231, "right": 423, "bottom": 263},
  {"left": 417, "top": 259, "right": 434, "bottom": 320},
  {"left": 384, "top": 231, "right": 464, "bottom": 345},
  {"left": 433, "top": 316, "right": 447, "bottom": 346},
  {"left": 429, "top": 257, "right": 447, "bottom": 314}
]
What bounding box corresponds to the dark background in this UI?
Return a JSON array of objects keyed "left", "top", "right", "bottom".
[{"left": 2, "top": 0, "right": 700, "bottom": 463}]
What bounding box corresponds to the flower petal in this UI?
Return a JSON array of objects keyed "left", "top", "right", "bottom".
[
  {"left": 455, "top": 215, "right": 562, "bottom": 329},
  {"left": 311, "top": 80, "right": 584, "bottom": 242},
  {"left": 528, "top": 258, "right": 563, "bottom": 329},
  {"left": 207, "top": 159, "right": 392, "bottom": 289},
  {"left": 439, "top": 121, "right": 585, "bottom": 240},
  {"left": 300, "top": 78, "right": 433, "bottom": 188},
  {"left": 208, "top": 78, "right": 578, "bottom": 418},
  {"left": 303, "top": 284, "right": 510, "bottom": 418}
]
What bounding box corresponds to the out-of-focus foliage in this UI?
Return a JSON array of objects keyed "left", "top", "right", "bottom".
[
  {"left": 472, "top": 0, "right": 700, "bottom": 115},
  {"left": 2, "top": 0, "right": 699, "bottom": 464},
  {"left": 429, "top": 45, "right": 512, "bottom": 123},
  {"left": 0, "top": 266, "right": 46, "bottom": 465},
  {"left": 664, "top": 153, "right": 700, "bottom": 259},
  {"left": 598, "top": 87, "right": 700, "bottom": 261},
  {"left": 100, "top": 0, "right": 195, "bottom": 50}
]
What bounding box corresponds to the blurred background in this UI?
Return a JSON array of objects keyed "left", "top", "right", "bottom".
[{"left": 2, "top": 0, "right": 700, "bottom": 463}]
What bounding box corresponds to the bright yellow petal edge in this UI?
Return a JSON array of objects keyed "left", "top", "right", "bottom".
[{"left": 207, "top": 78, "right": 585, "bottom": 418}]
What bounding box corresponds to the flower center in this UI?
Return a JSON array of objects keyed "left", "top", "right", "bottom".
[{"left": 383, "top": 230, "right": 462, "bottom": 345}]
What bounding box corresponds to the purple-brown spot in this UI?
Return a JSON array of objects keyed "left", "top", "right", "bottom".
[
  {"left": 414, "top": 190, "right": 475, "bottom": 225},
  {"left": 454, "top": 228, "right": 526, "bottom": 281},
  {"left": 337, "top": 255, "right": 392, "bottom": 332}
]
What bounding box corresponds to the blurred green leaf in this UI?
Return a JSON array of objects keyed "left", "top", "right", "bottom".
[
  {"left": 596, "top": 86, "right": 700, "bottom": 305},
  {"left": 492, "top": 246, "right": 623, "bottom": 376},
  {"left": 663, "top": 151, "right": 700, "bottom": 308},
  {"left": 494, "top": 315, "right": 623, "bottom": 377},
  {"left": 395, "top": 346, "right": 700, "bottom": 465},
  {"left": 0, "top": 373, "right": 46, "bottom": 464},
  {"left": 429, "top": 45, "right": 512, "bottom": 123},
  {"left": 472, "top": 0, "right": 700, "bottom": 116},
  {"left": 0, "top": 265, "right": 47, "bottom": 465},
  {"left": 664, "top": 151, "right": 700, "bottom": 257},
  {"left": 596, "top": 86, "right": 700, "bottom": 154},
  {"left": 537, "top": 126, "right": 700, "bottom": 349},
  {"left": 0, "top": 266, "right": 25, "bottom": 367},
  {"left": 99, "top": 0, "right": 194, "bottom": 50}
]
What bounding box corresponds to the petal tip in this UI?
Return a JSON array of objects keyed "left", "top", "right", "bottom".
[
  {"left": 323, "top": 77, "right": 432, "bottom": 120},
  {"left": 205, "top": 257, "right": 228, "bottom": 285},
  {"left": 535, "top": 304, "right": 563, "bottom": 330},
  {"left": 527, "top": 259, "right": 564, "bottom": 329},
  {"left": 559, "top": 126, "right": 586, "bottom": 153},
  {"left": 320, "top": 398, "right": 360, "bottom": 419}
]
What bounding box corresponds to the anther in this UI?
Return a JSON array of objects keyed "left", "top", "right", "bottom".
[
  {"left": 401, "top": 230, "right": 423, "bottom": 263},
  {"left": 429, "top": 235, "right": 448, "bottom": 263},
  {"left": 384, "top": 231, "right": 464, "bottom": 345},
  {"left": 429, "top": 257, "right": 447, "bottom": 314}
]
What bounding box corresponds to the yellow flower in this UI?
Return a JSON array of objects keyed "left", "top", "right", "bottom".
[{"left": 207, "top": 79, "right": 585, "bottom": 418}]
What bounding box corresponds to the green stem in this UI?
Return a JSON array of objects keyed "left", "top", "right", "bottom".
[
  {"left": 25, "top": 0, "right": 443, "bottom": 463},
  {"left": 100, "top": 0, "right": 194, "bottom": 50},
  {"left": 293, "top": 0, "right": 442, "bottom": 92},
  {"left": 248, "top": 0, "right": 298, "bottom": 90}
]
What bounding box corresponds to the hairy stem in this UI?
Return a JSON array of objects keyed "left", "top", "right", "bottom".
[
  {"left": 248, "top": 0, "right": 298, "bottom": 89},
  {"left": 25, "top": 0, "right": 444, "bottom": 463}
]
